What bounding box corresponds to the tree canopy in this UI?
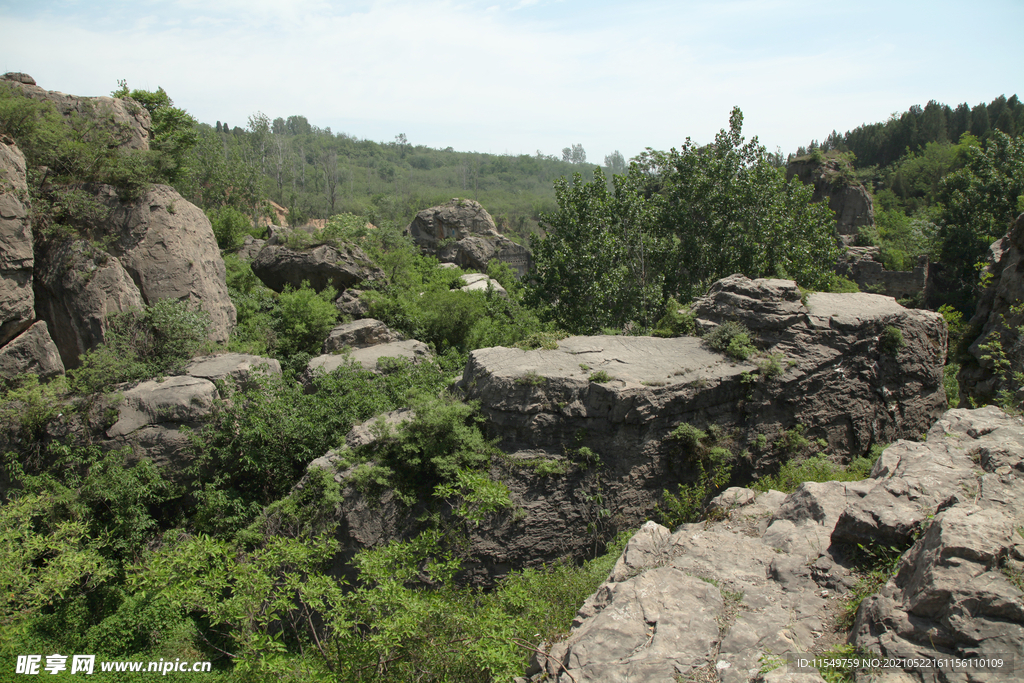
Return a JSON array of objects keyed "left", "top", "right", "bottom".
[{"left": 528, "top": 108, "right": 840, "bottom": 334}]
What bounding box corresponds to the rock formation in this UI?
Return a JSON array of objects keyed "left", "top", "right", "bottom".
[
  {"left": 959, "top": 213, "right": 1024, "bottom": 404},
  {"left": 322, "top": 318, "right": 403, "bottom": 353},
  {"left": 2, "top": 72, "right": 152, "bottom": 151},
  {"left": 787, "top": 156, "right": 874, "bottom": 244},
  {"left": 523, "top": 406, "right": 1024, "bottom": 683},
  {"left": 316, "top": 275, "right": 947, "bottom": 583},
  {"left": 0, "top": 135, "right": 36, "bottom": 348},
  {"left": 459, "top": 272, "right": 507, "bottom": 297},
  {"left": 0, "top": 321, "right": 64, "bottom": 382},
  {"left": 251, "top": 242, "right": 382, "bottom": 294},
  {"left": 406, "top": 198, "right": 532, "bottom": 275},
  {"left": 838, "top": 246, "right": 929, "bottom": 302}
]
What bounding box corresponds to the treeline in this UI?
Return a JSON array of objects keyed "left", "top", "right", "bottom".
[
  {"left": 179, "top": 112, "right": 610, "bottom": 241},
  {"left": 798, "top": 94, "right": 1023, "bottom": 168}
]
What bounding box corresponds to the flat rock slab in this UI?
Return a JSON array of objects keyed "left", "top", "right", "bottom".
[
  {"left": 322, "top": 318, "right": 402, "bottom": 353},
  {"left": 185, "top": 353, "right": 282, "bottom": 388},
  {"left": 307, "top": 340, "right": 431, "bottom": 376},
  {"left": 107, "top": 375, "right": 218, "bottom": 438}
]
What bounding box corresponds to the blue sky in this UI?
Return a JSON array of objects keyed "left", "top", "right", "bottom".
[{"left": 1, "top": 0, "right": 1021, "bottom": 163}]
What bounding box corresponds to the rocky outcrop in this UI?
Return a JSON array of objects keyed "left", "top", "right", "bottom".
[
  {"left": 0, "top": 135, "right": 34, "bottom": 347},
  {"left": 251, "top": 242, "right": 382, "bottom": 294},
  {"left": 528, "top": 406, "right": 1024, "bottom": 683},
  {"left": 787, "top": 156, "right": 874, "bottom": 243},
  {"left": 33, "top": 240, "right": 145, "bottom": 368},
  {"left": 235, "top": 235, "right": 266, "bottom": 261},
  {"left": 0, "top": 321, "right": 64, "bottom": 382},
  {"left": 406, "top": 199, "right": 532, "bottom": 275},
  {"left": 2, "top": 73, "right": 152, "bottom": 151},
  {"left": 459, "top": 272, "right": 507, "bottom": 297},
  {"left": 838, "top": 246, "right": 929, "bottom": 301},
  {"left": 334, "top": 289, "right": 369, "bottom": 318},
  {"left": 305, "top": 340, "right": 431, "bottom": 380},
  {"left": 184, "top": 353, "right": 282, "bottom": 390},
  {"left": 322, "top": 319, "right": 403, "bottom": 353},
  {"left": 95, "top": 184, "right": 236, "bottom": 345},
  {"left": 959, "top": 213, "right": 1024, "bottom": 404},
  {"left": 105, "top": 375, "right": 219, "bottom": 473},
  {"left": 322, "top": 276, "right": 946, "bottom": 583}
]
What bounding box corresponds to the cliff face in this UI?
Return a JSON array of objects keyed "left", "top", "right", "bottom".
[
  {"left": 959, "top": 213, "right": 1024, "bottom": 404},
  {"left": 787, "top": 156, "right": 875, "bottom": 244}
]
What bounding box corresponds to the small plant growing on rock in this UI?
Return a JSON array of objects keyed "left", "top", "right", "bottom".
[
  {"left": 589, "top": 370, "right": 613, "bottom": 383},
  {"left": 878, "top": 325, "right": 905, "bottom": 356},
  {"left": 757, "top": 353, "right": 784, "bottom": 380},
  {"left": 515, "top": 370, "right": 546, "bottom": 386},
  {"left": 703, "top": 321, "right": 756, "bottom": 361}
]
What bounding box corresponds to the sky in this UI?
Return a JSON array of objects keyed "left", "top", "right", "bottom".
[{"left": 1, "top": 0, "right": 1022, "bottom": 164}]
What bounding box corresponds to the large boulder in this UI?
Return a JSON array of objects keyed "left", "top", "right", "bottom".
[
  {"left": 33, "top": 239, "right": 145, "bottom": 369},
  {"left": 0, "top": 321, "right": 64, "bottom": 383},
  {"left": 959, "top": 213, "right": 1024, "bottom": 404},
  {"left": 250, "top": 242, "right": 382, "bottom": 294},
  {"left": 322, "top": 319, "right": 403, "bottom": 353},
  {"left": 787, "top": 156, "right": 874, "bottom": 243},
  {"left": 95, "top": 184, "right": 236, "bottom": 344},
  {"left": 2, "top": 73, "right": 152, "bottom": 151},
  {"left": 526, "top": 406, "right": 1024, "bottom": 683},
  {"left": 0, "top": 136, "right": 34, "bottom": 347},
  {"left": 406, "top": 199, "right": 532, "bottom": 275},
  {"left": 185, "top": 352, "right": 282, "bottom": 389}
]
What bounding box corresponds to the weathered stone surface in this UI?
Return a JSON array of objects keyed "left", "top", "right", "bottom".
[
  {"left": 305, "top": 340, "right": 431, "bottom": 378},
  {"left": 0, "top": 136, "right": 34, "bottom": 347},
  {"left": 234, "top": 235, "right": 266, "bottom": 261},
  {"left": 959, "top": 213, "right": 1024, "bottom": 404},
  {"left": 105, "top": 375, "right": 218, "bottom": 472},
  {"left": 251, "top": 242, "right": 382, "bottom": 294},
  {"left": 33, "top": 239, "right": 145, "bottom": 368},
  {"left": 95, "top": 184, "right": 236, "bottom": 344},
  {"left": 344, "top": 409, "right": 415, "bottom": 449},
  {"left": 406, "top": 199, "right": 532, "bottom": 275},
  {"left": 322, "top": 318, "right": 402, "bottom": 353},
  {"left": 185, "top": 353, "right": 281, "bottom": 389},
  {"left": 787, "top": 156, "right": 874, "bottom": 242},
  {"left": 334, "top": 289, "right": 369, "bottom": 318},
  {"left": 459, "top": 272, "right": 507, "bottom": 297},
  {"left": 533, "top": 406, "right": 1024, "bottom": 683},
  {"left": 2, "top": 74, "right": 152, "bottom": 151},
  {"left": 0, "top": 321, "right": 64, "bottom": 382},
  {"left": 837, "top": 246, "right": 929, "bottom": 301}
]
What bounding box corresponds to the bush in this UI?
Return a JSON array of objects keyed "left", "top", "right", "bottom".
[
  {"left": 70, "top": 299, "right": 211, "bottom": 394},
  {"left": 879, "top": 325, "right": 905, "bottom": 356},
  {"left": 703, "top": 321, "right": 756, "bottom": 361},
  {"left": 652, "top": 297, "right": 697, "bottom": 337},
  {"left": 206, "top": 205, "right": 253, "bottom": 250},
  {"left": 272, "top": 281, "right": 338, "bottom": 358}
]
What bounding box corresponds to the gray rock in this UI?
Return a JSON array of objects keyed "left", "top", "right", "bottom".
[
  {"left": 3, "top": 76, "right": 152, "bottom": 151},
  {"left": 334, "top": 289, "right": 369, "bottom": 318},
  {"left": 322, "top": 319, "right": 402, "bottom": 353},
  {"left": 251, "top": 242, "right": 382, "bottom": 294},
  {"left": 0, "top": 321, "right": 64, "bottom": 382},
  {"left": 0, "top": 136, "right": 34, "bottom": 347},
  {"left": 305, "top": 340, "right": 431, "bottom": 378},
  {"left": 406, "top": 199, "right": 532, "bottom": 275},
  {"left": 786, "top": 156, "right": 874, "bottom": 242},
  {"left": 105, "top": 375, "right": 218, "bottom": 473},
  {"left": 185, "top": 353, "right": 281, "bottom": 389},
  {"left": 95, "top": 184, "right": 236, "bottom": 344},
  {"left": 459, "top": 272, "right": 507, "bottom": 297},
  {"left": 33, "top": 239, "right": 145, "bottom": 369},
  {"left": 960, "top": 213, "right": 1024, "bottom": 404},
  {"left": 234, "top": 235, "right": 266, "bottom": 261},
  {"left": 344, "top": 409, "right": 415, "bottom": 449}
]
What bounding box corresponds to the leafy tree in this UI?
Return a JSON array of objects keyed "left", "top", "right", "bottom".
[
  {"left": 530, "top": 108, "right": 838, "bottom": 333},
  {"left": 112, "top": 81, "right": 198, "bottom": 183},
  {"left": 938, "top": 130, "right": 1024, "bottom": 310},
  {"left": 561, "top": 143, "right": 587, "bottom": 165}
]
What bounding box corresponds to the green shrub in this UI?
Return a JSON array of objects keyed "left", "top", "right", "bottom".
[
  {"left": 515, "top": 370, "right": 546, "bottom": 386},
  {"left": 206, "top": 205, "right": 253, "bottom": 250},
  {"left": 878, "top": 325, "right": 905, "bottom": 355},
  {"left": 272, "top": 281, "right": 338, "bottom": 358},
  {"left": 589, "top": 370, "right": 613, "bottom": 383},
  {"left": 652, "top": 297, "right": 696, "bottom": 337},
  {"left": 757, "top": 353, "right": 784, "bottom": 379},
  {"left": 70, "top": 299, "right": 211, "bottom": 394},
  {"left": 703, "top": 321, "right": 756, "bottom": 361}
]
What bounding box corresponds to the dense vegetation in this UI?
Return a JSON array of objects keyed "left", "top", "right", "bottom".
[{"left": 2, "top": 75, "right": 1023, "bottom": 680}]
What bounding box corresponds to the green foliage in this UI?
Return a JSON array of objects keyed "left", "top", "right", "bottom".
[
  {"left": 652, "top": 297, "right": 697, "bottom": 337},
  {"left": 753, "top": 453, "right": 876, "bottom": 494},
  {"left": 774, "top": 424, "right": 811, "bottom": 454},
  {"left": 113, "top": 81, "right": 199, "bottom": 185},
  {"left": 703, "top": 321, "right": 756, "bottom": 361},
  {"left": 206, "top": 205, "right": 255, "bottom": 250},
  {"left": 588, "top": 370, "right": 613, "bottom": 383},
  {"left": 69, "top": 299, "right": 211, "bottom": 394},
  {"left": 529, "top": 108, "right": 839, "bottom": 333},
  {"left": 272, "top": 281, "right": 338, "bottom": 359},
  {"left": 514, "top": 330, "right": 565, "bottom": 350},
  {"left": 657, "top": 423, "right": 733, "bottom": 526},
  {"left": 757, "top": 353, "right": 784, "bottom": 380},
  {"left": 515, "top": 370, "right": 546, "bottom": 386},
  {"left": 878, "top": 325, "right": 906, "bottom": 356}
]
